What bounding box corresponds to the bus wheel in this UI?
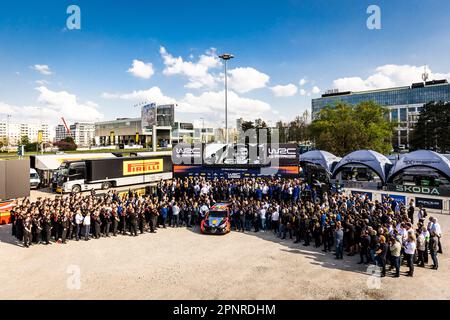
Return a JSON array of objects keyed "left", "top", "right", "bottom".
[{"left": 72, "top": 185, "right": 81, "bottom": 194}]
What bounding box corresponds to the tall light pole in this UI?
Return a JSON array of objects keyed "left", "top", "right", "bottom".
[
  {"left": 219, "top": 53, "right": 234, "bottom": 145},
  {"left": 6, "top": 114, "right": 12, "bottom": 148},
  {"left": 200, "top": 117, "right": 205, "bottom": 144}
]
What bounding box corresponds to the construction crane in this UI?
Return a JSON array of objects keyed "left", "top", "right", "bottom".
[{"left": 61, "top": 117, "right": 72, "bottom": 137}]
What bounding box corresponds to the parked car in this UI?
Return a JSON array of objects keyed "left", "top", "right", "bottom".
[{"left": 30, "top": 168, "right": 41, "bottom": 189}]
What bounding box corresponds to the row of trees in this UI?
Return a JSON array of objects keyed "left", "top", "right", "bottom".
[
  {"left": 239, "top": 100, "right": 449, "bottom": 156},
  {"left": 4, "top": 136, "right": 78, "bottom": 153},
  {"left": 309, "top": 101, "right": 394, "bottom": 156},
  {"left": 239, "top": 102, "right": 394, "bottom": 157},
  {"left": 410, "top": 101, "right": 450, "bottom": 153}
]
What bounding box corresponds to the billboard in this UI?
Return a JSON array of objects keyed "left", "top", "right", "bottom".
[
  {"left": 266, "top": 144, "right": 299, "bottom": 165},
  {"left": 351, "top": 191, "right": 373, "bottom": 200},
  {"left": 415, "top": 198, "right": 443, "bottom": 210},
  {"left": 382, "top": 194, "right": 406, "bottom": 205},
  {"left": 123, "top": 159, "right": 164, "bottom": 176},
  {"left": 141, "top": 103, "right": 157, "bottom": 130},
  {"left": 386, "top": 184, "right": 450, "bottom": 197},
  {"left": 173, "top": 165, "right": 299, "bottom": 179},
  {"left": 86, "top": 156, "right": 172, "bottom": 181},
  {"left": 172, "top": 144, "right": 203, "bottom": 165},
  {"left": 202, "top": 144, "right": 299, "bottom": 166}
]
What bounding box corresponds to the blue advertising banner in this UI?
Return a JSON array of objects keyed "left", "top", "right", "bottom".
[
  {"left": 351, "top": 191, "right": 373, "bottom": 200},
  {"left": 173, "top": 165, "right": 299, "bottom": 179},
  {"left": 382, "top": 194, "right": 406, "bottom": 205},
  {"left": 416, "top": 198, "right": 443, "bottom": 210}
]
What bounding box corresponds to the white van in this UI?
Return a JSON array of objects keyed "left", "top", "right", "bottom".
[{"left": 30, "top": 168, "right": 41, "bottom": 189}]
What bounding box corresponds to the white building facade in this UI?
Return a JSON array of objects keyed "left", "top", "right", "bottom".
[
  {"left": 70, "top": 123, "right": 95, "bottom": 148},
  {"left": 0, "top": 122, "right": 50, "bottom": 146}
]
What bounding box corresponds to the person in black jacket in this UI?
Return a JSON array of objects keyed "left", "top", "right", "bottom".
[
  {"left": 111, "top": 208, "right": 119, "bottom": 236},
  {"left": 429, "top": 231, "right": 439, "bottom": 270},
  {"left": 93, "top": 211, "right": 101, "bottom": 239},
  {"left": 375, "top": 235, "right": 388, "bottom": 277},
  {"left": 358, "top": 230, "right": 371, "bottom": 264},
  {"left": 128, "top": 206, "right": 138, "bottom": 236},
  {"left": 10, "top": 209, "right": 16, "bottom": 237},
  {"left": 103, "top": 208, "right": 112, "bottom": 237},
  {"left": 23, "top": 215, "right": 33, "bottom": 248},
  {"left": 43, "top": 213, "right": 52, "bottom": 245},
  {"left": 61, "top": 213, "right": 70, "bottom": 244}
]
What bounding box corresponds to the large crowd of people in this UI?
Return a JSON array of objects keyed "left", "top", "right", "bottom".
[{"left": 9, "top": 177, "right": 443, "bottom": 277}]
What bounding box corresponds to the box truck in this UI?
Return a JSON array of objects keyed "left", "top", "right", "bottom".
[{"left": 55, "top": 156, "right": 172, "bottom": 194}]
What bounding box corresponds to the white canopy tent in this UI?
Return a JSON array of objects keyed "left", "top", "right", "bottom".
[
  {"left": 387, "top": 150, "right": 450, "bottom": 182},
  {"left": 332, "top": 150, "right": 392, "bottom": 183},
  {"left": 299, "top": 150, "right": 341, "bottom": 174}
]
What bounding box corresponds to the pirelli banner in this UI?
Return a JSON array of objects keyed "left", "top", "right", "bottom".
[{"left": 86, "top": 156, "right": 172, "bottom": 181}]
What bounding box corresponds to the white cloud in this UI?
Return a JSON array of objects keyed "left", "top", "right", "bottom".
[
  {"left": 0, "top": 101, "right": 18, "bottom": 115},
  {"left": 311, "top": 86, "right": 321, "bottom": 94},
  {"left": 32, "top": 64, "right": 52, "bottom": 76},
  {"left": 127, "top": 59, "right": 155, "bottom": 79},
  {"left": 179, "top": 90, "right": 271, "bottom": 116},
  {"left": 35, "top": 80, "right": 50, "bottom": 86},
  {"left": 300, "top": 89, "right": 307, "bottom": 96},
  {"left": 35, "top": 86, "right": 103, "bottom": 123},
  {"left": 102, "top": 87, "right": 176, "bottom": 105},
  {"left": 0, "top": 87, "right": 104, "bottom": 126},
  {"left": 178, "top": 90, "right": 273, "bottom": 127},
  {"left": 270, "top": 84, "right": 298, "bottom": 97},
  {"left": 299, "top": 78, "right": 308, "bottom": 86},
  {"left": 160, "top": 46, "right": 220, "bottom": 89},
  {"left": 332, "top": 64, "right": 450, "bottom": 92},
  {"left": 227, "top": 67, "right": 270, "bottom": 93},
  {"left": 102, "top": 85, "right": 274, "bottom": 127}
]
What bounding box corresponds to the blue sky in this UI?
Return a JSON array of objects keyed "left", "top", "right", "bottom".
[{"left": 1, "top": 0, "right": 450, "bottom": 130}]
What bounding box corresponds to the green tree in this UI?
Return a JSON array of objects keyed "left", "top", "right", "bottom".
[
  {"left": 287, "top": 112, "right": 310, "bottom": 143},
  {"left": 309, "top": 101, "right": 394, "bottom": 156},
  {"left": 54, "top": 136, "right": 77, "bottom": 151},
  {"left": 20, "top": 135, "right": 30, "bottom": 146},
  {"left": 19, "top": 135, "right": 38, "bottom": 152},
  {"left": 410, "top": 101, "right": 450, "bottom": 153},
  {"left": 275, "top": 121, "right": 288, "bottom": 143}
]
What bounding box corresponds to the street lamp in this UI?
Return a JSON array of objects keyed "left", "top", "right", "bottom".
[
  {"left": 219, "top": 53, "right": 234, "bottom": 145},
  {"left": 200, "top": 117, "right": 205, "bottom": 144},
  {"left": 6, "top": 114, "right": 12, "bottom": 148}
]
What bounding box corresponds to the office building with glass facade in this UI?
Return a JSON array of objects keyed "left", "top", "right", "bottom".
[{"left": 311, "top": 80, "right": 450, "bottom": 149}]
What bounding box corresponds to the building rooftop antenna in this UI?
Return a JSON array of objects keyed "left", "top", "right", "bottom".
[{"left": 422, "top": 65, "right": 429, "bottom": 83}]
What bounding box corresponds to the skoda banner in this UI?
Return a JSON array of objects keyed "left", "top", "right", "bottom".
[{"left": 386, "top": 184, "right": 450, "bottom": 197}]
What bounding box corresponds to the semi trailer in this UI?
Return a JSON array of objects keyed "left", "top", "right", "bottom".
[{"left": 55, "top": 155, "right": 172, "bottom": 194}]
